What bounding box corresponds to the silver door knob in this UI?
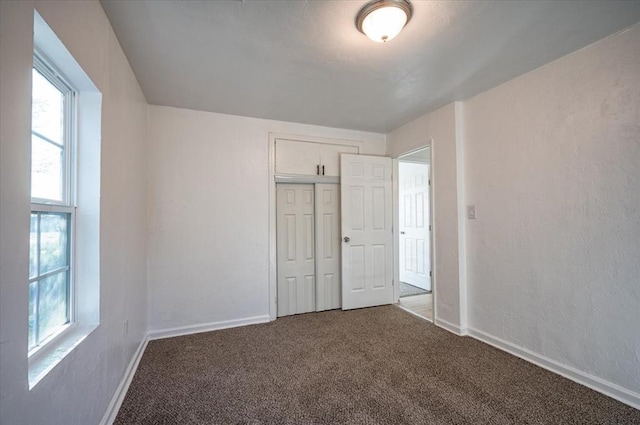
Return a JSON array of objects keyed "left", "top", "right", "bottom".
[{"left": 343, "top": 236, "right": 350, "bottom": 243}]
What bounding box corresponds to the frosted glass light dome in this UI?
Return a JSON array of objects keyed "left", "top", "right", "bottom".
[{"left": 356, "top": 0, "right": 413, "bottom": 43}]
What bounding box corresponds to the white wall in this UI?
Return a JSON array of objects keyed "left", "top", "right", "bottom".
[
  {"left": 3, "top": 2, "right": 637, "bottom": 421},
  {"left": 0, "top": 1, "right": 148, "bottom": 424},
  {"left": 147, "top": 105, "right": 386, "bottom": 333},
  {"left": 463, "top": 23, "right": 640, "bottom": 401},
  {"left": 387, "top": 103, "right": 466, "bottom": 331}
]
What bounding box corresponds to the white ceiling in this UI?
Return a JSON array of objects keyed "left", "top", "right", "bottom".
[{"left": 100, "top": 0, "right": 640, "bottom": 133}]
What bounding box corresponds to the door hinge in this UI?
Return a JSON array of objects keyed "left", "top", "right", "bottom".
[
  {"left": 428, "top": 179, "right": 431, "bottom": 186},
  {"left": 429, "top": 271, "right": 432, "bottom": 278},
  {"left": 429, "top": 225, "right": 432, "bottom": 231}
]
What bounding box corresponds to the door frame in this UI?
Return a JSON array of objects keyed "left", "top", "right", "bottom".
[
  {"left": 268, "top": 133, "right": 363, "bottom": 321},
  {"left": 392, "top": 142, "right": 436, "bottom": 321}
]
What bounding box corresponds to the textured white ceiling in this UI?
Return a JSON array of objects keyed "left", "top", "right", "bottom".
[{"left": 100, "top": 0, "right": 640, "bottom": 133}]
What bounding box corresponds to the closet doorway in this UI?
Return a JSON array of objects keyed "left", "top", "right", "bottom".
[
  {"left": 269, "top": 134, "right": 394, "bottom": 319},
  {"left": 396, "top": 147, "right": 433, "bottom": 321}
]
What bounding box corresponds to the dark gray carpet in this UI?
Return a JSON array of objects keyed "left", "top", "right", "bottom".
[
  {"left": 400, "top": 281, "right": 430, "bottom": 297},
  {"left": 116, "top": 306, "right": 639, "bottom": 424}
]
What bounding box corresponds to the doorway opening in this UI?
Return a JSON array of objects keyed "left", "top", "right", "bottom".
[{"left": 396, "top": 147, "right": 433, "bottom": 321}]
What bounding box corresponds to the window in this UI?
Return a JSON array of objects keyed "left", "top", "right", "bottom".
[
  {"left": 27, "top": 11, "right": 101, "bottom": 388},
  {"left": 29, "top": 53, "right": 76, "bottom": 353}
]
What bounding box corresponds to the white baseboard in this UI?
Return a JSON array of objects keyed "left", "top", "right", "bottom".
[
  {"left": 434, "top": 316, "right": 467, "bottom": 336},
  {"left": 99, "top": 335, "right": 149, "bottom": 425},
  {"left": 467, "top": 327, "right": 640, "bottom": 410},
  {"left": 99, "top": 315, "right": 271, "bottom": 424},
  {"left": 147, "top": 315, "right": 271, "bottom": 341}
]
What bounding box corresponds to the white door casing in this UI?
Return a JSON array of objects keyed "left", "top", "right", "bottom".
[
  {"left": 315, "top": 184, "right": 341, "bottom": 311},
  {"left": 399, "top": 162, "right": 431, "bottom": 291},
  {"left": 341, "top": 154, "right": 393, "bottom": 310},
  {"left": 276, "top": 184, "right": 315, "bottom": 317}
]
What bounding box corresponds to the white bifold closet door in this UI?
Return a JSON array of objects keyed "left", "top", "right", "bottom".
[
  {"left": 315, "top": 184, "right": 341, "bottom": 311},
  {"left": 276, "top": 184, "right": 315, "bottom": 317},
  {"left": 276, "top": 183, "right": 341, "bottom": 317}
]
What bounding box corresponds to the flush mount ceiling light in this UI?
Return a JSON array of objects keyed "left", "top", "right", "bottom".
[{"left": 356, "top": 0, "right": 413, "bottom": 43}]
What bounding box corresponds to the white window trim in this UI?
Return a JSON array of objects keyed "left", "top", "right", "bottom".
[
  {"left": 32, "top": 50, "right": 76, "bottom": 207},
  {"left": 28, "top": 205, "right": 77, "bottom": 359},
  {"left": 29, "top": 53, "right": 78, "bottom": 357},
  {"left": 29, "top": 10, "right": 102, "bottom": 390}
]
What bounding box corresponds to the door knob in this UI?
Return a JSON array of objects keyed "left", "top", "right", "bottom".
[
  {"left": 343, "top": 236, "right": 350, "bottom": 243},
  {"left": 400, "top": 231, "right": 405, "bottom": 234}
]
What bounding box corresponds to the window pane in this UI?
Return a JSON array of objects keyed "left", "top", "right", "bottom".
[
  {"left": 32, "top": 68, "right": 63, "bottom": 144},
  {"left": 28, "top": 281, "right": 37, "bottom": 351},
  {"left": 37, "top": 272, "right": 69, "bottom": 343},
  {"left": 31, "top": 134, "right": 64, "bottom": 201},
  {"left": 39, "top": 212, "right": 69, "bottom": 274},
  {"left": 29, "top": 213, "right": 38, "bottom": 279}
]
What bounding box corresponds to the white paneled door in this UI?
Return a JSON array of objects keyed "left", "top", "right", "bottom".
[
  {"left": 341, "top": 154, "right": 393, "bottom": 310},
  {"left": 315, "top": 184, "right": 341, "bottom": 311},
  {"left": 399, "top": 162, "right": 431, "bottom": 291},
  {"left": 276, "top": 184, "right": 315, "bottom": 317}
]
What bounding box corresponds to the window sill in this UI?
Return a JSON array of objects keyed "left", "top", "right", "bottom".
[{"left": 28, "top": 323, "right": 98, "bottom": 389}]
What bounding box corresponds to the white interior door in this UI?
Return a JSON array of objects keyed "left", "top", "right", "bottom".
[
  {"left": 315, "top": 184, "right": 341, "bottom": 311},
  {"left": 341, "top": 154, "right": 393, "bottom": 310},
  {"left": 399, "top": 162, "right": 431, "bottom": 291},
  {"left": 276, "top": 184, "right": 315, "bottom": 317}
]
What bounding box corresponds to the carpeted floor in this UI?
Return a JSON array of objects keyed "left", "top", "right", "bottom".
[
  {"left": 400, "top": 281, "right": 430, "bottom": 297},
  {"left": 115, "top": 306, "right": 640, "bottom": 424}
]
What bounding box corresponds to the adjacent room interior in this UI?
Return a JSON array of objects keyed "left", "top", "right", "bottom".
[
  {"left": 396, "top": 147, "right": 433, "bottom": 321},
  {"left": 1, "top": 1, "right": 639, "bottom": 424}
]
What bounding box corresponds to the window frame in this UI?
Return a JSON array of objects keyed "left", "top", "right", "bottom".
[{"left": 29, "top": 51, "right": 78, "bottom": 358}]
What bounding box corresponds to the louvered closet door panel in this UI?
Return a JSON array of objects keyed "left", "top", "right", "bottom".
[
  {"left": 315, "top": 184, "right": 341, "bottom": 311},
  {"left": 276, "top": 184, "right": 315, "bottom": 317}
]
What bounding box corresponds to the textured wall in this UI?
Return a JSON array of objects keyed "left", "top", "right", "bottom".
[
  {"left": 147, "top": 105, "right": 386, "bottom": 332},
  {"left": 463, "top": 23, "right": 640, "bottom": 394},
  {"left": 387, "top": 103, "right": 465, "bottom": 330},
  {"left": 0, "top": 1, "right": 148, "bottom": 424}
]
